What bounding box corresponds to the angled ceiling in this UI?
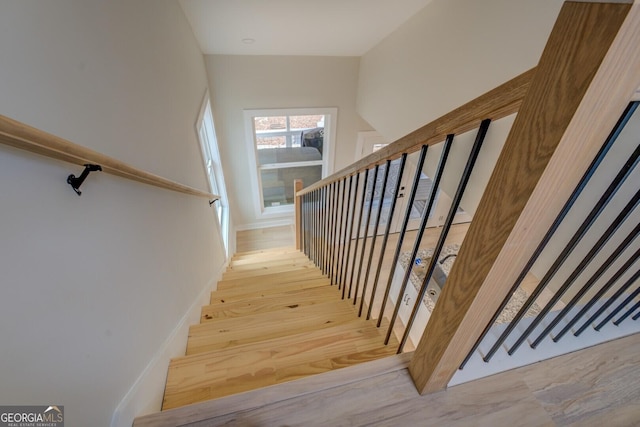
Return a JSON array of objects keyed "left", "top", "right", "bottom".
[{"left": 179, "top": 0, "right": 433, "bottom": 56}]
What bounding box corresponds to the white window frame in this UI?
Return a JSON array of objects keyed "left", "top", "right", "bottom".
[
  {"left": 196, "top": 92, "right": 230, "bottom": 256},
  {"left": 243, "top": 107, "right": 337, "bottom": 219}
]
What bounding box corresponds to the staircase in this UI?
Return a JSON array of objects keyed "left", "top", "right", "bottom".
[{"left": 161, "top": 246, "right": 398, "bottom": 410}]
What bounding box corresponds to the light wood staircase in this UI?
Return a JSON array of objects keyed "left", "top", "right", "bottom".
[{"left": 161, "top": 247, "right": 398, "bottom": 410}]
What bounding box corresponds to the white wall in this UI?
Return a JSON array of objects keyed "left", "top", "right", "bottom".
[
  {"left": 205, "top": 55, "right": 372, "bottom": 229},
  {"left": 357, "top": 0, "right": 563, "bottom": 142},
  {"left": 355, "top": 0, "right": 563, "bottom": 223},
  {"left": 0, "top": 1, "right": 225, "bottom": 426}
]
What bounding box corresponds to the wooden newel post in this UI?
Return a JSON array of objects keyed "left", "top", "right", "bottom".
[
  {"left": 408, "top": 1, "right": 637, "bottom": 395},
  {"left": 294, "top": 179, "right": 304, "bottom": 250}
]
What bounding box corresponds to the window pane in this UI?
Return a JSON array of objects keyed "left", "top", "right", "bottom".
[
  {"left": 260, "top": 165, "right": 322, "bottom": 207},
  {"left": 254, "top": 116, "right": 286, "bottom": 131},
  {"left": 256, "top": 135, "right": 286, "bottom": 150},
  {"left": 290, "top": 115, "right": 324, "bottom": 130}
]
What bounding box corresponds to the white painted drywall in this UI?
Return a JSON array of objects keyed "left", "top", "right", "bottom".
[
  {"left": 353, "top": 0, "right": 563, "bottom": 219},
  {"left": 0, "top": 1, "right": 225, "bottom": 426},
  {"left": 357, "top": 0, "right": 563, "bottom": 142},
  {"left": 204, "top": 55, "right": 372, "bottom": 229}
]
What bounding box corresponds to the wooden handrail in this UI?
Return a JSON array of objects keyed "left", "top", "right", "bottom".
[
  {"left": 0, "top": 115, "right": 218, "bottom": 199},
  {"left": 297, "top": 67, "right": 535, "bottom": 196}
]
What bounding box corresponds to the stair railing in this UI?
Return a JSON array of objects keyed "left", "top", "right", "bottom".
[
  {"left": 297, "top": 68, "right": 530, "bottom": 348},
  {"left": 296, "top": 0, "right": 640, "bottom": 395}
]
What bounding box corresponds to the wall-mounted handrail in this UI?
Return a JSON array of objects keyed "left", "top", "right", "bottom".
[
  {"left": 297, "top": 67, "right": 535, "bottom": 197},
  {"left": 0, "top": 114, "right": 219, "bottom": 200}
]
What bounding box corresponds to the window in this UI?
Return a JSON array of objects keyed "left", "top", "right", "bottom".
[
  {"left": 197, "top": 94, "right": 230, "bottom": 255},
  {"left": 244, "top": 108, "right": 336, "bottom": 217}
]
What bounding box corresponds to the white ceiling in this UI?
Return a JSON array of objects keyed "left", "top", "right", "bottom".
[{"left": 179, "top": 0, "right": 433, "bottom": 56}]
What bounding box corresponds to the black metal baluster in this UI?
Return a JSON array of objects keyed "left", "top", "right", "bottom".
[
  {"left": 323, "top": 184, "right": 332, "bottom": 275},
  {"left": 324, "top": 183, "right": 333, "bottom": 277},
  {"left": 511, "top": 188, "right": 640, "bottom": 353},
  {"left": 377, "top": 146, "right": 428, "bottom": 327},
  {"left": 296, "top": 192, "right": 304, "bottom": 252},
  {"left": 349, "top": 169, "right": 370, "bottom": 299},
  {"left": 385, "top": 136, "right": 453, "bottom": 345},
  {"left": 324, "top": 185, "right": 330, "bottom": 272},
  {"left": 307, "top": 193, "right": 315, "bottom": 259},
  {"left": 314, "top": 190, "right": 319, "bottom": 265},
  {"left": 333, "top": 179, "right": 347, "bottom": 290},
  {"left": 308, "top": 193, "right": 312, "bottom": 258},
  {"left": 367, "top": 154, "right": 407, "bottom": 320},
  {"left": 595, "top": 285, "right": 640, "bottom": 330},
  {"left": 613, "top": 299, "right": 640, "bottom": 326},
  {"left": 554, "top": 246, "right": 640, "bottom": 342},
  {"left": 354, "top": 165, "right": 379, "bottom": 305},
  {"left": 337, "top": 176, "right": 352, "bottom": 292},
  {"left": 317, "top": 189, "right": 323, "bottom": 266},
  {"left": 576, "top": 267, "right": 640, "bottom": 336},
  {"left": 331, "top": 181, "right": 341, "bottom": 283},
  {"left": 318, "top": 188, "right": 324, "bottom": 267},
  {"left": 336, "top": 178, "right": 348, "bottom": 289},
  {"left": 343, "top": 174, "right": 359, "bottom": 299},
  {"left": 359, "top": 160, "right": 392, "bottom": 317},
  {"left": 398, "top": 119, "right": 490, "bottom": 353},
  {"left": 633, "top": 311, "right": 640, "bottom": 321},
  {"left": 483, "top": 142, "right": 640, "bottom": 362},
  {"left": 301, "top": 194, "right": 306, "bottom": 256},
  {"left": 535, "top": 222, "right": 640, "bottom": 344},
  {"left": 460, "top": 102, "right": 639, "bottom": 368},
  {"left": 303, "top": 194, "right": 309, "bottom": 257}
]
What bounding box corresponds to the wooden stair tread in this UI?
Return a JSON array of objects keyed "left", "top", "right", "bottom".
[
  {"left": 210, "top": 277, "right": 331, "bottom": 304},
  {"left": 180, "top": 318, "right": 376, "bottom": 365},
  {"left": 276, "top": 345, "right": 400, "bottom": 383},
  {"left": 201, "top": 286, "right": 340, "bottom": 320},
  {"left": 230, "top": 251, "right": 309, "bottom": 267},
  {"left": 221, "top": 261, "right": 316, "bottom": 280},
  {"left": 232, "top": 247, "right": 298, "bottom": 259},
  {"left": 163, "top": 321, "right": 388, "bottom": 408},
  {"left": 216, "top": 268, "right": 326, "bottom": 291},
  {"left": 161, "top": 248, "right": 399, "bottom": 412},
  {"left": 187, "top": 300, "right": 356, "bottom": 354},
  {"left": 226, "top": 256, "right": 312, "bottom": 272}
]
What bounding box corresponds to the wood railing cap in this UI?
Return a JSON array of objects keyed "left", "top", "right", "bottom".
[{"left": 297, "top": 67, "right": 535, "bottom": 196}]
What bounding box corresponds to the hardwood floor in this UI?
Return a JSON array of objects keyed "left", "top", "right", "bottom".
[
  {"left": 136, "top": 333, "right": 640, "bottom": 426},
  {"left": 236, "top": 225, "right": 295, "bottom": 252}
]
